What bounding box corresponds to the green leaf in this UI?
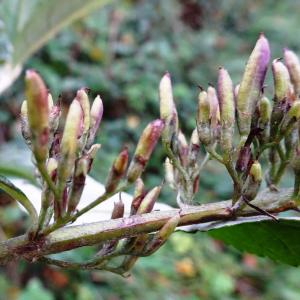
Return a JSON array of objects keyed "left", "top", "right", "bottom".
[
  {"left": 18, "top": 279, "right": 54, "bottom": 300},
  {"left": 208, "top": 217, "right": 300, "bottom": 266},
  {"left": 0, "top": 175, "right": 37, "bottom": 222}
]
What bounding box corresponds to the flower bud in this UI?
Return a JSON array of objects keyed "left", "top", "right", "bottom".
[
  {"left": 207, "top": 85, "right": 220, "bottom": 137},
  {"left": 217, "top": 67, "right": 235, "bottom": 153},
  {"left": 86, "top": 95, "right": 103, "bottom": 148},
  {"left": 127, "top": 119, "right": 164, "bottom": 182},
  {"left": 258, "top": 96, "right": 271, "bottom": 143},
  {"left": 58, "top": 100, "right": 83, "bottom": 190},
  {"left": 130, "top": 178, "right": 146, "bottom": 215},
  {"left": 25, "top": 70, "right": 49, "bottom": 162},
  {"left": 272, "top": 58, "right": 291, "bottom": 102},
  {"left": 111, "top": 199, "right": 125, "bottom": 219},
  {"left": 48, "top": 93, "right": 54, "bottom": 110},
  {"left": 288, "top": 100, "right": 300, "bottom": 119},
  {"left": 197, "top": 89, "right": 211, "bottom": 145},
  {"left": 46, "top": 157, "right": 58, "bottom": 180},
  {"left": 177, "top": 130, "right": 189, "bottom": 167},
  {"left": 237, "top": 34, "right": 270, "bottom": 139},
  {"left": 165, "top": 157, "right": 176, "bottom": 189},
  {"left": 67, "top": 156, "right": 89, "bottom": 214},
  {"left": 242, "top": 161, "right": 262, "bottom": 201},
  {"left": 144, "top": 213, "right": 180, "bottom": 255},
  {"left": 188, "top": 129, "right": 200, "bottom": 166},
  {"left": 76, "top": 89, "right": 90, "bottom": 147},
  {"left": 105, "top": 147, "right": 129, "bottom": 193},
  {"left": 159, "top": 73, "right": 179, "bottom": 143},
  {"left": 20, "top": 100, "right": 31, "bottom": 144},
  {"left": 284, "top": 48, "right": 300, "bottom": 97},
  {"left": 280, "top": 100, "right": 300, "bottom": 136},
  {"left": 136, "top": 185, "right": 162, "bottom": 214}
]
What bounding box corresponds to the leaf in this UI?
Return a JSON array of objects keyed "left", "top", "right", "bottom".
[
  {"left": 0, "top": 175, "right": 37, "bottom": 222},
  {"left": 207, "top": 217, "right": 300, "bottom": 266},
  {"left": 0, "top": 0, "right": 111, "bottom": 93}
]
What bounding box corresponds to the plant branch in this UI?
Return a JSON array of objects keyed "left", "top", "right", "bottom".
[{"left": 0, "top": 188, "right": 296, "bottom": 265}]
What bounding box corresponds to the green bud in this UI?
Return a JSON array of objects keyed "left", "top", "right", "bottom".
[
  {"left": 258, "top": 96, "right": 271, "bottom": 126},
  {"left": 237, "top": 34, "right": 270, "bottom": 139},
  {"left": 272, "top": 58, "right": 291, "bottom": 102},
  {"left": 288, "top": 100, "right": 300, "bottom": 119},
  {"left": 164, "top": 157, "right": 176, "bottom": 189},
  {"left": 197, "top": 89, "right": 211, "bottom": 145},
  {"left": 159, "top": 73, "right": 179, "bottom": 143},
  {"left": 46, "top": 157, "right": 58, "bottom": 180},
  {"left": 136, "top": 185, "right": 161, "bottom": 214},
  {"left": 76, "top": 89, "right": 90, "bottom": 136},
  {"left": 284, "top": 48, "right": 300, "bottom": 97},
  {"left": 242, "top": 161, "right": 262, "bottom": 201},
  {"left": 207, "top": 85, "right": 220, "bottom": 135},
  {"left": 144, "top": 213, "right": 180, "bottom": 255},
  {"left": 217, "top": 68, "right": 235, "bottom": 153},
  {"left": 127, "top": 119, "right": 164, "bottom": 182},
  {"left": 105, "top": 147, "right": 129, "bottom": 193},
  {"left": 87, "top": 95, "right": 103, "bottom": 148},
  {"left": 58, "top": 100, "right": 83, "bottom": 191},
  {"left": 25, "top": 70, "right": 49, "bottom": 162},
  {"left": 249, "top": 161, "right": 262, "bottom": 182},
  {"left": 20, "top": 100, "right": 31, "bottom": 145}
]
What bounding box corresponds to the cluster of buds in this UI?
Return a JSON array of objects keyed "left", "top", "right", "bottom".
[
  {"left": 20, "top": 70, "right": 164, "bottom": 233},
  {"left": 161, "top": 33, "right": 300, "bottom": 211}
]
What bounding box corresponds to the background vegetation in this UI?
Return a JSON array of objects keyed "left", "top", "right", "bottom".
[{"left": 1, "top": 0, "right": 300, "bottom": 299}]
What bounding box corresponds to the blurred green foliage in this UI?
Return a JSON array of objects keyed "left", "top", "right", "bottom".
[{"left": 2, "top": 0, "right": 300, "bottom": 299}]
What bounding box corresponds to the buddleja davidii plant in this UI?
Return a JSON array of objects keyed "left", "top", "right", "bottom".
[
  {"left": 160, "top": 33, "right": 300, "bottom": 215},
  {"left": 15, "top": 69, "right": 179, "bottom": 275}
]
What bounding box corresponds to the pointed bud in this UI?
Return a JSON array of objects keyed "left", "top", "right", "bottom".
[
  {"left": 105, "top": 147, "right": 129, "bottom": 193},
  {"left": 217, "top": 67, "right": 235, "bottom": 128},
  {"left": 130, "top": 178, "right": 146, "bottom": 215},
  {"left": 197, "top": 89, "right": 211, "bottom": 145},
  {"left": 20, "top": 100, "right": 31, "bottom": 144},
  {"left": 217, "top": 68, "right": 235, "bottom": 153},
  {"left": 188, "top": 129, "right": 200, "bottom": 166},
  {"left": 272, "top": 58, "right": 291, "bottom": 102},
  {"left": 58, "top": 100, "right": 82, "bottom": 190},
  {"left": 67, "top": 156, "right": 89, "bottom": 214},
  {"left": 207, "top": 85, "right": 220, "bottom": 134},
  {"left": 159, "top": 73, "right": 179, "bottom": 143},
  {"left": 87, "top": 95, "right": 103, "bottom": 148},
  {"left": 284, "top": 48, "right": 300, "bottom": 97},
  {"left": 165, "top": 157, "right": 176, "bottom": 189},
  {"left": 243, "top": 161, "right": 262, "bottom": 201},
  {"left": 25, "top": 70, "right": 49, "bottom": 162},
  {"left": 48, "top": 93, "right": 54, "bottom": 110},
  {"left": 177, "top": 131, "right": 189, "bottom": 167},
  {"left": 127, "top": 119, "right": 164, "bottom": 182},
  {"left": 136, "top": 185, "right": 162, "bottom": 214},
  {"left": 111, "top": 199, "right": 125, "bottom": 219},
  {"left": 76, "top": 89, "right": 90, "bottom": 135},
  {"left": 144, "top": 213, "right": 180, "bottom": 255},
  {"left": 46, "top": 157, "right": 58, "bottom": 180},
  {"left": 237, "top": 34, "right": 270, "bottom": 139}
]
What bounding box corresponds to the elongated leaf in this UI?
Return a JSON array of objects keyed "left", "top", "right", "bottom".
[
  {"left": 208, "top": 217, "right": 300, "bottom": 266},
  {"left": 0, "top": 175, "right": 37, "bottom": 221}
]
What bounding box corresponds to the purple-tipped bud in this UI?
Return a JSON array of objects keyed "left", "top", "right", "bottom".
[
  {"left": 284, "top": 48, "right": 300, "bottom": 97},
  {"left": 86, "top": 95, "right": 103, "bottom": 148},
  {"left": 127, "top": 119, "right": 164, "bottom": 182},
  {"left": 136, "top": 185, "right": 162, "bottom": 214},
  {"left": 25, "top": 70, "right": 49, "bottom": 162},
  {"left": 159, "top": 73, "right": 179, "bottom": 143},
  {"left": 272, "top": 58, "right": 291, "bottom": 102},
  {"left": 237, "top": 34, "right": 270, "bottom": 139},
  {"left": 105, "top": 147, "right": 129, "bottom": 193},
  {"left": 58, "top": 100, "right": 83, "bottom": 190}
]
